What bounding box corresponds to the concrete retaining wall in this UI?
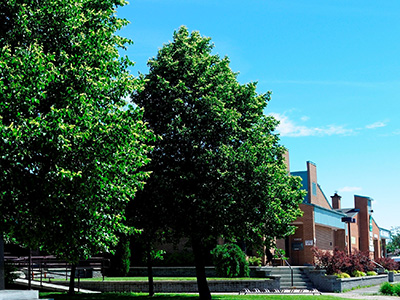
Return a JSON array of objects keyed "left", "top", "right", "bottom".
[
  {"left": 304, "top": 269, "right": 398, "bottom": 292},
  {"left": 128, "top": 267, "right": 217, "bottom": 277},
  {"left": 129, "top": 266, "right": 265, "bottom": 278},
  {"left": 53, "top": 278, "right": 279, "bottom": 293}
]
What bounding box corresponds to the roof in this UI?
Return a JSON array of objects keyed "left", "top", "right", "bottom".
[{"left": 334, "top": 208, "right": 360, "bottom": 218}]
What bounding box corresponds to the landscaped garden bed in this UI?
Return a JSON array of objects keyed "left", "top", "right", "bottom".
[{"left": 307, "top": 247, "right": 400, "bottom": 292}]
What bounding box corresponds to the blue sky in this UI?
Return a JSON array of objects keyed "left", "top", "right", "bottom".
[{"left": 117, "top": 0, "right": 400, "bottom": 230}]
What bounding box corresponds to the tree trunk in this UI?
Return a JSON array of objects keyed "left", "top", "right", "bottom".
[
  {"left": 147, "top": 251, "right": 154, "bottom": 296},
  {"left": 68, "top": 264, "right": 76, "bottom": 295},
  {"left": 192, "top": 239, "right": 211, "bottom": 300},
  {"left": 28, "top": 250, "right": 32, "bottom": 290},
  {"left": 0, "top": 236, "right": 4, "bottom": 290}
]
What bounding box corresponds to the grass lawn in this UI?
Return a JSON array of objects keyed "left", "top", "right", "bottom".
[{"left": 40, "top": 292, "right": 355, "bottom": 300}]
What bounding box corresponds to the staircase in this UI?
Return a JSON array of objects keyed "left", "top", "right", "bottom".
[{"left": 261, "top": 267, "right": 314, "bottom": 289}]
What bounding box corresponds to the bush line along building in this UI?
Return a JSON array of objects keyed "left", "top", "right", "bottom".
[{"left": 277, "top": 157, "right": 391, "bottom": 266}]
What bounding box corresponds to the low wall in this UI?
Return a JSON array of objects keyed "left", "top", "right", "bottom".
[
  {"left": 54, "top": 278, "right": 279, "bottom": 293},
  {"left": 129, "top": 266, "right": 263, "bottom": 278},
  {"left": 304, "top": 269, "right": 393, "bottom": 292},
  {"left": 129, "top": 267, "right": 217, "bottom": 277}
]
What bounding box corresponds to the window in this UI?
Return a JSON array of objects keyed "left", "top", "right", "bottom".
[{"left": 312, "top": 182, "right": 317, "bottom": 196}]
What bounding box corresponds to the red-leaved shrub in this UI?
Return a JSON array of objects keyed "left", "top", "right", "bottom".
[
  {"left": 375, "top": 257, "right": 399, "bottom": 271},
  {"left": 312, "top": 247, "right": 375, "bottom": 275}
]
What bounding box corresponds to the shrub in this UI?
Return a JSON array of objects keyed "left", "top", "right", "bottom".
[
  {"left": 211, "top": 243, "right": 250, "bottom": 278},
  {"left": 334, "top": 272, "right": 350, "bottom": 278},
  {"left": 159, "top": 251, "right": 195, "bottom": 266},
  {"left": 349, "top": 250, "right": 375, "bottom": 274},
  {"left": 312, "top": 247, "right": 350, "bottom": 275},
  {"left": 312, "top": 247, "right": 374, "bottom": 275},
  {"left": 108, "top": 235, "right": 131, "bottom": 276},
  {"left": 341, "top": 272, "right": 350, "bottom": 278},
  {"left": 375, "top": 257, "right": 399, "bottom": 271},
  {"left": 352, "top": 270, "right": 366, "bottom": 277},
  {"left": 248, "top": 256, "right": 262, "bottom": 266},
  {"left": 5, "top": 263, "right": 19, "bottom": 288},
  {"left": 380, "top": 282, "right": 394, "bottom": 295},
  {"left": 394, "top": 284, "right": 400, "bottom": 296},
  {"left": 366, "top": 271, "right": 377, "bottom": 276}
]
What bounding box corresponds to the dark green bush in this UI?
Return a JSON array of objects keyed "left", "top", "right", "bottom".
[
  {"left": 380, "top": 282, "right": 394, "bottom": 295},
  {"left": 108, "top": 235, "right": 131, "bottom": 276},
  {"left": 5, "top": 263, "right": 19, "bottom": 288},
  {"left": 248, "top": 256, "right": 262, "bottom": 266},
  {"left": 394, "top": 284, "right": 400, "bottom": 296},
  {"left": 211, "top": 243, "right": 249, "bottom": 278},
  {"left": 156, "top": 251, "right": 195, "bottom": 266}
]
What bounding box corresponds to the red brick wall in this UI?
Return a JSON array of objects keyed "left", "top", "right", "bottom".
[
  {"left": 372, "top": 218, "right": 381, "bottom": 259},
  {"left": 298, "top": 204, "right": 316, "bottom": 265},
  {"left": 307, "top": 162, "right": 331, "bottom": 209},
  {"left": 315, "top": 225, "right": 334, "bottom": 250},
  {"left": 334, "top": 229, "right": 346, "bottom": 251},
  {"left": 347, "top": 216, "right": 360, "bottom": 253},
  {"left": 355, "top": 196, "right": 370, "bottom": 253}
]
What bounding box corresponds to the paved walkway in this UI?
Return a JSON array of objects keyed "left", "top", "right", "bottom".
[
  {"left": 14, "top": 278, "right": 100, "bottom": 294},
  {"left": 323, "top": 284, "right": 396, "bottom": 300}
]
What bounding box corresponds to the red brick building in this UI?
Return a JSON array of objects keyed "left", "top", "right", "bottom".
[{"left": 276, "top": 160, "right": 391, "bottom": 266}]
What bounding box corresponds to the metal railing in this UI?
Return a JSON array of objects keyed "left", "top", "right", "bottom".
[
  {"left": 276, "top": 253, "right": 293, "bottom": 287},
  {"left": 5, "top": 255, "right": 108, "bottom": 291}
]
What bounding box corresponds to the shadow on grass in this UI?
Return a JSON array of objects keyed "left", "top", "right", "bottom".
[
  {"left": 40, "top": 292, "right": 201, "bottom": 300},
  {"left": 40, "top": 292, "right": 358, "bottom": 300}
]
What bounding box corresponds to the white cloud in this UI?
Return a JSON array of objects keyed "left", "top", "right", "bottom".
[
  {"left": 366, "top": 121, "right": 387, "bottom": 129},
  {"left": 301, "top": 116, "right": 310, "bottom": 122},
  {"left": 270, "top": 113, "right": 354, "bottom": 137},
  {"left": 338, "top": 186, "right": 362, "bottom": 193}
]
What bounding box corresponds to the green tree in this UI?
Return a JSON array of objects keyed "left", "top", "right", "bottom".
[
  {"left": 131, "top": 27, "right": 304, "bottom": 300},
  {"left": 388, "top": 227, "right": 400, "bottom": 255},
  {"left": 0, "top": 0, "right": 153, "bottom": 290}
]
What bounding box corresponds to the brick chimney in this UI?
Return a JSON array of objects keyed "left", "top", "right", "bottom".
[
  {"left": 283, "top": 149, "right": 290, "bottom": 174},
  {"left": 331, "top": 192, "right": 342, "bottom": 209}
]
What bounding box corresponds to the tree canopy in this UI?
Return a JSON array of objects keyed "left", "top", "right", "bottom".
[
  {"left": 388, "top": 227, "right": 400, "bottom": 255},
  {"left": 0, "top": 0, "right": 154, "bottom": 263},
  {"left": 131, "top": 26, "right": 304, "bottom": 299}
]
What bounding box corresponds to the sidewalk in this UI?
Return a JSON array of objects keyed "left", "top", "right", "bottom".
[
  {"left": 323, "top": 284, "right": 396, "bottom": 300},
  {"left": 14, "top": 278, "right": 100, "bottom": 294}
]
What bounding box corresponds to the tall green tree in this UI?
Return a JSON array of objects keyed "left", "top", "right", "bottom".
[
  {"left": 131, "top": 27, "right": 304, "bottom": 300},
  {"left": 0, "top": 0, "right": 153, "bottom": 279},
  {"left": 388, "top": 227, "right": 400, "bottom": 255}
]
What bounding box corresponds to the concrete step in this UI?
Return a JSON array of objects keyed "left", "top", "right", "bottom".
[
  {"left": 263, "top": 267, "right": 314, "bottom": 289},
  {"left": 0, "top": 290, "right": 38, "bottom": 300},
  {"left": 265, "top": 269, "right": 304, "bottom": 274}
]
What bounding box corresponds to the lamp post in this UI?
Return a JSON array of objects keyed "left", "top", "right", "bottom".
[{"left": 341, "top": 217, "right": 356, "bottom": 255}]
